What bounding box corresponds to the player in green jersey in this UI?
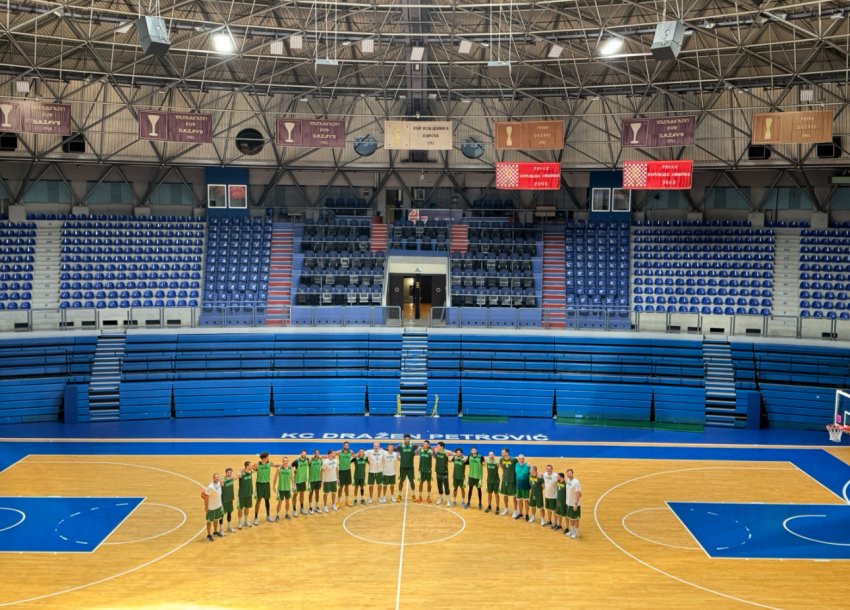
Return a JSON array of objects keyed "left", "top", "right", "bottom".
[
  {"left": 237, "top": 461, "right": 253, "bottom": 528},
  {"left": 396, "top": 434, "right": 417, "bottom": 500},
  {"left": 416, "top": 440, "right": 433, "bottom": 503},
  {"left": 308, "top": 449, "right": 323, "bottom": 513},
  {"left": 499, "top": 448, "right": 519, "bottom": 517},
  {"left": 555, "top": 472, "right": 567, "bottom": 533},
  {"left": 433, "top": 441, "right": 450, "bottom": 505},
  {"left": 337, "top": 441, "right": 354, "bottom": 507},
  {"left": 219, "top": 467, "right": 236, "bottom": 533},
  {"left": 465, "top": 447, "right": 484, "bottom": 510},
  {"left": 273, "top": 457, "right": 295, "bottom": 521},
  {"left": 484, "top": 451, "right": 501, "bottom": 514},
  {"left": 292, "top": 450, "right": 310, "bottom": 515},
  {"left": 352, "top": 448, "right": 368, "bottom": 504},
  {"left": 252, "top": 452, "right": 277, "bottom": 525},
  {"left": 527, "top": 465, "right": 544, "bottom": 524},
  {"left": 450, "top": 448, "right": 466, "bottom": 507}
]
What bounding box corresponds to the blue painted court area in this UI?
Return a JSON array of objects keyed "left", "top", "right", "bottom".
[
  {"left": 668, "top": 502, "right": 850, "bottom": 560},
  {"left": 0, "top": 497, "right": 143, "bottom": 552}
]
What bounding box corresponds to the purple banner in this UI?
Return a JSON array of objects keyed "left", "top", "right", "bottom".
[
  {"left": 0, "top": 99, "right": 71, "bottom": 135},
  {"left": 138, "top": 111, "right": 213, "bottom": 143},
  {"left": 621, "top": 115, "right": 695, "bottom": 148},
  {"left": 275, "top": 118, "right": 345, "bottom": 148}
]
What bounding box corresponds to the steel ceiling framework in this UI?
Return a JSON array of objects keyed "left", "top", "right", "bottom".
[{"left": 0, "top": 0, "right": 849, "bottom": 212}]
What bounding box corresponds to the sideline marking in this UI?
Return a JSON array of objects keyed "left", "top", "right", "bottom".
[{"left": 395, "top": 485, "right": 409, "bottom": 610}]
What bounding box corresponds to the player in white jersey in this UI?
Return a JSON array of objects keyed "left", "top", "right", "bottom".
[
  {"left": 201, "top": 473, "right": 224, "bottom": 542},
  {"left": 566, "top": 468, "right": 582, "bottom": 539},
  {"left": 321, "top": 449, "right": 340, "bottom": 513},
  {"left": 542, "top": 464, "right": 559, "bottom": 527},
  {"left": 365, "top": 442, "right": 384, "bottom": 504},
  {"left": 380, "top": 443, "right": 399, "bottom": 503}
]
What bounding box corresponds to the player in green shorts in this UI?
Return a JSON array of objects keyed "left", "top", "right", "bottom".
[
  {"left": 416, "top": 440, "right": 433, "bottom": 503},
  {"left": 308, "top": 449, "right": 323, "bottom": 513},
  {"left": 273, "top": 457, "right": 295, "bottom": 521},
  {"left": 542, "top": 464, "right": 558, "bottom": 527},
  {"left": 396, "top": 434, "right": 417, "bottom": 500},
  {"left": 366, "top": 442, "right": 384, "bottom": 504},
  {"left": 381, "top": 443, "right": 398, "bottom": 503},
  {"left": 237, "top": 461, "right": 253, "bottom": 529},
  {"left": 450, "top": 448, "right": 466, "bottom": 507},
  {"left": 292, "top": 450, "right": 310, "bottom": 515},
  {"left": 484, "top": 451, "right": 501, "bottom": 514},
  {"left": 514, "top": 455, "right": 531, "bottom": 521},
  {"left": 201, "top": 472, "right": 224, "bottom": 541},
  {"left": 555, "top": 472, "right": 567, "bottom": 533},
  {"left": 337, "top": 441, "right": 354, "bottom": 507},
  {"left": 434, "top": 441, "right": 450, "bottom": 505},
  {"left": 465, "top": 447, "right": 484, "bottom": 510},
  {"left": 252, "top": 452, "right": 275, "bottom": 525},
  {"left": 527, "top": 465, "right": 544, "bottom": 524},
  {"left": 321, "top": 449, "right": 340, "bottom": 512},
  {"left": 566, "top": 468, "right": 582, "bottom": 539},
  {"left": 499, "top": 448, "right": 518, "bottom": 517},
  {"left": 353, "top": 448, "right": 368, "bottom": 505},
  {"left": 219, "top": 467, "right": 236, "bottom": 533}
]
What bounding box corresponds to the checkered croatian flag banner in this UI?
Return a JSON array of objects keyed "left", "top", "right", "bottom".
[
  {"left": 495, "top": 162, "right": 560, "bottom": 190},
  {"left": 496, "top": 163, "right": 520, "bottom": 189},
  {"left": 622, "top": 160, "right": 693, "bottom": 190}
]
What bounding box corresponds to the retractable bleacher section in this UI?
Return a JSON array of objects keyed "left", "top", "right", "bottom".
[
  {"left": 632, "top": 220, "right": 775, "bottom": 316},
  {"left": 427, "top": 333, "right": 705, "bottom": 424},
  {"left": 0, "top": 221, "right": 36, "bottom": 311},
  {"left": 0, "top": 336, "right": 96, "bottom": 423},
  {"left": 59, "top": 215, "right": 204, "bottom": 310},
  {"left": 119, "top": 332, "right": 401, "bottom": 418},
  {"left": 732, "top": 341, "right": 850, "bottom": 430},
  {"left": 799, "top": 229, "right": 850, "bottom": 320}
]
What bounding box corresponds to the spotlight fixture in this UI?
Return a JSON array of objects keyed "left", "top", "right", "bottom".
[
  {"left": 212, "top": 32, "right": 236, "bottom": 54},
  {"left": 598, "top": 37, "right": 623, "bottom": 56}
]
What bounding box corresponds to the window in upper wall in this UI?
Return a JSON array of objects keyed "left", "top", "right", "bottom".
[
  {"left": 86, "top": 181, "right": 135, "bottom": 205},
  {"left": 149, "top": 182, "right": 194, "bottom": 206},
  {"left": 828, "top": 187, "right": 850, "bottom": 210},
  {"left": 645, "top": 191, "right": 689, "bottom": 209},
  {"left": 705, "top": 186, "right": 750, "bottom": 209},
  {"left": 22, "top": 179, "right": 73, "bottom": 204},
  {"left": 762, "top": 187, "right": 814, "bottom": 210}
]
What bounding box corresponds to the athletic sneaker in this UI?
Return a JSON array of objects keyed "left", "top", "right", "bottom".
[
  {"left": 207, "top": 534, "right": 214, "bottom": 542},
  {"left": 391, "top": 496, "right": 397, "bottom": 503},
  {"left": 266, "top": 516, "right": 273, "bottom": 522},
  {"left": 323, "top": 506, "right": 329, "bottom": 513},
  {"left": 540, "top": 519, "right": 547, "bottom": 526},
  {"left": 227, "top": 526, "right": 234, "bottom": 533},
  {"left": 333, "top": 505, "right": 339, "bottom": 511},
  {"left": 462, "top": 502, "right": 467, "bottom": 509},
  {"left": 396, "top": 494, "right": 402, "bottom": 502},
  {"left": 237, "top": 522, "right": 243, "bottom": 530},
  {"left": 253, "top": 518, "right": 259, "bottom": 526},
  {"left": 367, "top": 498, "right": 373, "bottom": 504},
  {"left": 274, "top": 515, "right": 280, "bottom": 523},
  {"left": 436, "top": 498, "right": 442, "bottom": 505},
  {"left": 485, "top": 506, "right": 491, "bottom": 513},
  {"left": 214, "top": 531, "right": 223, "bottom": 537},
  {"left": 426, "top": 497, "right": 431, "bottom": 503},
  {"left": 292, "top": 512, "right": 298, "bottom": 519},
  {"left": 300, "top": 508, "right": 307, "bottom": 515},
  {"left": 513, "top": 512, "right": 522, "bottom": 520},
  {"left": 499, "top": 508, "right": 508, "bottom": 516},
  {"left": 478, "top": 504, "right": 483, "bottom": 510},
  {"left": 570, "top": 532, "right": 577, "bottom": 539},
  {"left": 527, "top": 516, "right": 534, "bottom": 523},
  {"left": 564, "top": 529, "right": 570, "bottom": 536},
  {"left": 285, "top": 514, "right": 291, "bottom": 521}
]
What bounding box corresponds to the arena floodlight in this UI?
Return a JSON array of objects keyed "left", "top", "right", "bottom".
[
  {"left": 212, "top": 32, "right": 236, "bottom": 54},
  {"left": 599, "top": 37, "right": 623, "bottom": 57}
]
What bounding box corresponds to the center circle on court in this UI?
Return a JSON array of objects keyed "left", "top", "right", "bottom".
[
  {"left": 343, "top": 503, "right": 466, "bottom": 546},
  {"left": 0, "top": 507, "right": 26, "bottom": 533}
]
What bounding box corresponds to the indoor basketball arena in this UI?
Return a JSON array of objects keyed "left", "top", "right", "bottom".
[{"left": 1, "top": 1, "right": 850, "bottom": 609}]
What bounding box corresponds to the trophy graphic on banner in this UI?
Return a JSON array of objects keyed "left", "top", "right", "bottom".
[
  {"left": 283, "top": 121, "right": 296, "bottom": 143},
  {"left": 392, "top": 124, "right": 404, "bottom": 147},
  {"left": 629, "top": 121, "right": 643, "bottom": 145},
  {"left": 0, "top": 103, "right": 14, "bottom": 129},
  {"left": 505, "top": 125, "right": 514, "bottom": 147},
  {"left": 763, "top": 118, "right": 773, "bottom": 141},
  {"left": 147, "top": 113, "right": 162, "bottom": 137}
]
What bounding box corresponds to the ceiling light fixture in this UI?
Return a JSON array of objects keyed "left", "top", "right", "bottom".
[
  {"left": 115, "top": 21, "right": 134, "bottom": 35},
  {"left": 289, "top": 34, "right": 303, "bottom": 50},
  {"left": 269, "top": 40, "right": 285, "bottom": 56},
  {"left": 547, "top": 44, "right": 564, "bottom": 59},
  {"left": 598, "top": 37, "right": 623, "bottom": 57},
  {"left": 212, "top": 32, "right": 236, "bottom": 54},
  {"left": 410, "top": 46, "right": 426, "bottom": 61},
  {"left": 361, "top": 39, "right": 374, "bottom": 53},
  {"left": 458, "top": 40, "right": 473, "bottom": 55}
]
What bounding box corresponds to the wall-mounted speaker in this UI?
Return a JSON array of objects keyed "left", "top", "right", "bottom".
[
  {"left": 62, "top": 133, "right": 86, "bottom": 154},
  {"left": 137, "top": 16, "right": 171, "bottom": 57},
  {"left": 0, "top": 133, "right": 17, "bottom": 151},
  {"left": 747, "top": 145, "right": 771, "bottom": 161},
  {"left": 816, "top": 136, "right": 842, "bottom": 159}
]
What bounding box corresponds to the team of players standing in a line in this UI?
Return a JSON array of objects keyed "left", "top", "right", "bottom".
[{"left": 201, "top": 434, "right": 582, "bottom": 543}]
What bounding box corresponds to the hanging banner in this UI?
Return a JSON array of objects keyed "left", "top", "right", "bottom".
[
  {"left": 495, "top": 162, "right": 561, "bottom": 190},
  {"left": 138, "top": 111, "right": 213, "bottom": 143},
  {"left": 275, "top": 118, "right": 346, "bottom": 148},
  {"left": 384, "top": 120, "right": 453, "bottom": 150},
  {"left": 752, "top": 110, "right": 833, "bottom": 145},
  {"left": 621, "top": 116, "right": 696, "bottom": 148},
  {"left": 0, "top": 99, "right": 72, "bottom": 136},
  {"left": 494, "top": 120, "right": 564, "bottom": 150},
  {"left": 623, "top": 160, "right": 693, "bottom": 190}
]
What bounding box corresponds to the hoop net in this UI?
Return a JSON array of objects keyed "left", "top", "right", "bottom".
[{"left": 826, "top": 424, "right": 847, "bottom": 443}]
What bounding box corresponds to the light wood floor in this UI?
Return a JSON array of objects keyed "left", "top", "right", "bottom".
[{"left": 0, "top": 450, "right": 848, "bottom": 610}]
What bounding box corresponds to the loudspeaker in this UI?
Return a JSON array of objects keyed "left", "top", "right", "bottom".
[
  {"left": 487, "top": 61, "right": 512, "bottom": 80},
  {"left": 817, "top": 136, "right": 842, "bottom": 159},
  {"left": 0, "top": 133, "right": 17, "bottom": 151},
  {"left": 651, "top": 21, "right": 686, "bottom": 61},
  {"left": 62, "top": 133, "right": 85, "bottom": 154},
  {"left": 137, "top": 16, "right": 171, "bottom": 57},
  {"left": 315, "top": 59, "right": 340, "bottom": 77},
  {"left": 747, "top": 145, "right": 771, "bottom": 160}
]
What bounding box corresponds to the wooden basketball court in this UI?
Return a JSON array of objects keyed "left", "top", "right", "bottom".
[{"left": 0, "top": 443, "right": 847, "bottom": 609}]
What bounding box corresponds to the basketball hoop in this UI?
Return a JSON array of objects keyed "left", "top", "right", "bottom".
[{"left": 826, "top": 423, "right": 847, "bottom": 443}]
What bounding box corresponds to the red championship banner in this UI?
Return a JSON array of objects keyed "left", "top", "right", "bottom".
[
  {"left": 495, "top": 162, "right": 561, "bottom": 190},
  {"left": 623, "top": 160, "right": 693, "bottom": 190}
]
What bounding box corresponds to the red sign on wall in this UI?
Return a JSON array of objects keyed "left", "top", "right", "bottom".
[
  {"left": 623, "top": 160, "right": 693, "bottom": 190},
  {"left": 495, "top": 162, "right": 561, "bottom": 190}
]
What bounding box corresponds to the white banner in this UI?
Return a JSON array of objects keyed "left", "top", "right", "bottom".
[{"left": 384, "top": 120, "right": 453, "bottom": 150}]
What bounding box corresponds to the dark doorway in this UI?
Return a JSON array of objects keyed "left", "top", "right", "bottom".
[{"left": 389, "top": 272, "right": 446, "bottom": 321}]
